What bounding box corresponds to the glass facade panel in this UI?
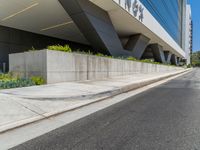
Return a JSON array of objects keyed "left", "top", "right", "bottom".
[{"left": 140, "top": 0, "right": 183, "bottom": 46}]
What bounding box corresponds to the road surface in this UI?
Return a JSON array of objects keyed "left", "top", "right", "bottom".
[{"left": 11, "top": 69, "right": 200, "bottom": 150}]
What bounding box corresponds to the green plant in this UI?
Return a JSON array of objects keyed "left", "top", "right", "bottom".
[
  {"left": 127, "top": 56, "right": 137, "bottom": 61},
  {"left": 191, "top": 51, "right": 200, "bottom": 67},
  {"left": 0, "top": 73, "right": 14, "bottom": 80},
  {"left": 187, "top": 64, "right": 192, "bottom": 68},
  {"left": 31, "top": 76, "right": 45, "bottom": 85},
  {"left": 0, "top": 73, "right": 45, "bottom": 89},
  {"left": 140, "top": 59, "right": 161, "bottom": 65},
  {"left": 141, "top": 59, "right": 154, "bottom": 63},
  {"left": 47, "top": 44, "right": 72, "bottom": 53},
  {"left": 96, "top": 53, "right": 105, "bottom": 57},
  {"left": 28, "top": 46, "right": 36, "bottom": 52},
  {"left": 95, "top": 53, "right": 113, "bottom": 58},
  {"left": 75, "top": 50, "right": 93, "bottom": 55},
  {"left": 28, "top": 45, "right": 178, "bottom": 67},
  {"left": 0, "top": 78, "right": 35, "bottom": 89},
  {"left": 106, "top": 55, "right": 113, "bottom": 59}
]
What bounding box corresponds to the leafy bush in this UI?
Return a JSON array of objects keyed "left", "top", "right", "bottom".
[
  {"left": 106, "top": 56, "right": 113, "bottom": 59},
  {"left": 44, "top": 45, "right": 178, "bottom": 67},
  {"left": 24, "top": 43, "right": 180, "bottom": 67},
  {"left": 95, "top": 53, "right": 113, "bottom": 58},
  {"left": 140, "top": 59, "right": 154, "bottom": 63},
  {"left": 28, "top": 46, "right": 36, "bottom": 52},
  {"left": 127, "top": 57, "right": 137, "bottom": 61},
  {"left": 140, "top": 59, "right": 161, "bottom": 65},
  {"left": 0, "top": 73, "right": 45, "bottom": 89},
  {"left": 187, "top": 64, "right": 192, "bottom": 68},
  {"left": 0, "top": 73, "right": 13, "bottom": 80},
  {"left": 47, "top": 45, "right": 72, "bottom": 53},
  {"left": 0, "top": 78, "right": 35, "bottom": 89},
  {"left": 95, "top": 53, "right": 105, "bottom": 57},
  {"left": 31, "top": 76, "right": 45, "bottom": 85},
  {"left": 75, "top": 50, "right": 93, "bottom": 55}
]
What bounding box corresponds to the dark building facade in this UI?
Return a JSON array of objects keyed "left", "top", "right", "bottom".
[{"left": 0, "top": 25, "right": 91, "bottom": 72}]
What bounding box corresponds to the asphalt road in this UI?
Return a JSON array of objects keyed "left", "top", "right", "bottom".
[{"left": 11, "top": 69, "right": 200, "bottom": 150}]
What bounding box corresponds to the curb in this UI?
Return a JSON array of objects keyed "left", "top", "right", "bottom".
[
  {"left": 0, "top": 69, "right": 192, "bottom": 134},
  {"left": 9, "top": 69, "right": 192, "bottom": 101}
]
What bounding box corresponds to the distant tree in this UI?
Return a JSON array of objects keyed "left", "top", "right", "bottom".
[{"left": 192, "top": 51, "right": 200, "bottom": 67}]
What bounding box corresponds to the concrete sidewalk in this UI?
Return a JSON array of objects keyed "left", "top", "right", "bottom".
[{"left": 0, "top": 69, "right": 191, "bottom": 133}]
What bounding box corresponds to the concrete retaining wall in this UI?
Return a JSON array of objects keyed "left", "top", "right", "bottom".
[{"left": 9, "top": 50, "right": 184, "bottom": 84}]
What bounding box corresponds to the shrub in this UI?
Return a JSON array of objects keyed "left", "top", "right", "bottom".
[
  {"left": 140, "top": 59, "right": 161, "bottom": 65},
  {"left": 106, "top": 56, "right": 113, "bottom": 59},
  {"left": 141, "top": 59, "right": 154, "bottom": 63},
  {"left": 187, "top": 64, "right": 192, "bottom": 68},
  {"left": 0, "top": 78, "right": 35, "bottom": 89},
  {"left": 75, "top": 50, "right": 93, "bottom": 55},
  {"left": 31, "top": 76, "right": 45, "bottom": 85},
  {"left": 127, "top": 56, "right": 137, "bottom": 61},
  {"left": 47, "top": 44, "right": 72, "bottom": 53},
  {"left": 0, "top": 73, "right": 14, "bottom": 80},
  {"left": 95, "top": 53, "right": 113, "bottom": 58},
  {"left": 96, "top": 53, "right": 105, "bottom": 57},
  {"left": 28, "top": 46, "right": 36, "bottom": 52},
  {"left": 0, "top": 74, "right": 45, "bottom": 89}
]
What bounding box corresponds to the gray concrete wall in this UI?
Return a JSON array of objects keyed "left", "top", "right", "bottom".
[
  {"left": 9, "top": 50, "right": 184, "bottom": 84},
  {"left": 9, "top": 51, "right": 47, "bottom": 80}
]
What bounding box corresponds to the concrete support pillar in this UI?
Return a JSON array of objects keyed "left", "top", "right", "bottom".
[
  {"left": 141, "top": 47, "right": 153, "bottom": 59},
  {"left": 59, "top": 0, "right": 131, "bottom": 57},
  {"left": 164, "top": 51, "right": 172, "bottom": 64},
  {"left": 125, "top": 34, "right": 150, "bottom": 59},
  {"left": 149, "top": 44, "right": 166, "bottom": 63},
  {"left": 171, "top": 54, "right": 178, "bottom": 65}
]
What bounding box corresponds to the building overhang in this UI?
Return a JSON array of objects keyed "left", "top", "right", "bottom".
[
  {"left": 90, "top": 0, "right": 185, "bottom": 58},
  {"left": 0, "top": 0, "right": 185, "bottom": 58},
  {"left": 0, "top": 0, "right": 89, "bottom": 44}
]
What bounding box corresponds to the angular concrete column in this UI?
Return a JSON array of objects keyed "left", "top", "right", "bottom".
[
  {"left": 59, "top": 0, "right": 129, "bottom": 57},
  {"left": 125, "top": 34, "right": 150, "bottom": 59},
  {"left": 141, "top": 47, "right": 153, "bottom": 59},
  {"left": 164, "top": 51, "right": 172, "bottom": 64},
  {"left": 149, "top": 44, "right": 166, "bottom": 63},
  {"left": 171, "top": 54, "right": 178, "bottom": 65}
]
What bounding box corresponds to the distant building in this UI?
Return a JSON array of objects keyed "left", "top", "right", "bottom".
[
  {"left": 0, "top": 0, "right": 192, "bottom": 71},
  {"left": 185, "top": 4, "right": 193, "bottom": 65}
]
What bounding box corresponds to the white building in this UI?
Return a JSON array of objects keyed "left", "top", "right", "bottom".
[{"left": 185, "top": 4, "right": 193, "bottom": 65}]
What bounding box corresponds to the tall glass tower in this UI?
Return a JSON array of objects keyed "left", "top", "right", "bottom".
[{"left": 140, "top": 0, "right": 185, "bottom": 47}]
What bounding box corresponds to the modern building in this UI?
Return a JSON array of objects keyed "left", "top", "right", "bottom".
[
  {"left": 0, "top": 0, "right": 192, "bottom": 72},
  {"left": 185, "top": 3, "right": 193, "bottom": 65}
]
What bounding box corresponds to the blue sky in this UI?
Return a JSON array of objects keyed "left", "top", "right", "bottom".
[{"left": 190, "top": 0, "right": 200, "bottom": 52}]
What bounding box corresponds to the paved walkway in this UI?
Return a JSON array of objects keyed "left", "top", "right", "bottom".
[
  {"left": 0, "top": 70, "right": 190, "bottom": 133},
  {"left": 11, "top": 69, "right": 198, "bottom": 150}
]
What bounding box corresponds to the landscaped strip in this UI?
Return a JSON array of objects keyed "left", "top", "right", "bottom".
[
  {"left": 0, "top": 73, "right": 45, "bottom": 89},
  {"left": 46, "top": 44, "right": 186, "bottom": 67}
]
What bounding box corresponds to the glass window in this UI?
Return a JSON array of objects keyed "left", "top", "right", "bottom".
[{"left": 140, "top": 0, "right": 183, "bottom": 47}]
